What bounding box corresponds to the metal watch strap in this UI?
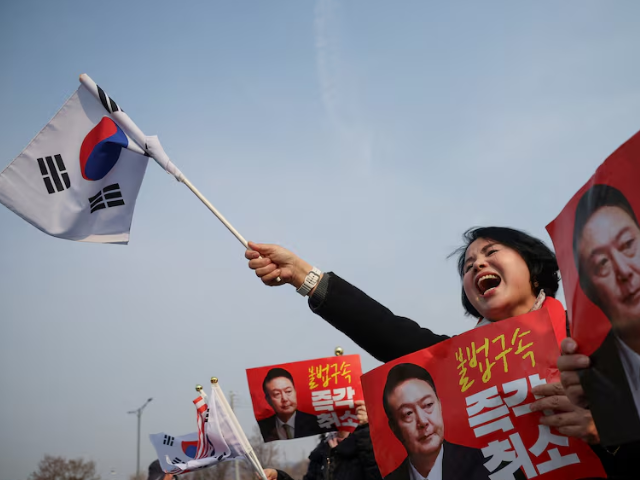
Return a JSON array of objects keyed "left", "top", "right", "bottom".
[
  {"left": 296, "top": 267, "right": 322, "bottom": 296},
  {"left": 309, "top": 272, "right": 330, "bottom": 308}
]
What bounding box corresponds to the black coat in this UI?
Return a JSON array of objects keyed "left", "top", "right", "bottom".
[
  {"left": 276, "top": 424, "right": 381, "bottom": 480},
  {"left": 258, "top": 410, "right": 327, "bottom": 442},
  {"left": 308, "top": 273, "right": 640, "bottom": 479},
  {"left": 309, "top": 273, "right": 450, "bottom": 363},
  {"left": 384, "top": 441, "right": 492, "bottom": 480}
]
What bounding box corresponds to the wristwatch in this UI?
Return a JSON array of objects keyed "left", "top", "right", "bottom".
[{"left": 296, "top": 267, "right": 322, "bottom": 296}]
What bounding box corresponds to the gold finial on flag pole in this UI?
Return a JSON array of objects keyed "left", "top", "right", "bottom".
[
  {"left": 335, "top": 346, "right": 344, "bottom": 356},
  {"left": 195, "top": 384, "right": 203, "bottom": 392},
  {"left": 211, "top": 377, "right": 219, "bottom": 384}
]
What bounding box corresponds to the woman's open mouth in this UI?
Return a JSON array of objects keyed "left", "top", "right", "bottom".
[{"left": 476, "top": 274, "right": 501, "bottom": 296}]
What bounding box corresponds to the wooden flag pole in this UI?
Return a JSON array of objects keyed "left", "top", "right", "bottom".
[
  {"left": 180, "top": 177, "right": 280, "bottom": 282},
  {"left": 180, "top": 177, "right": 249, "bottom": 248},
  {"left": 179, "top": 178, "right": 280, "bottom": 281},
  {"left": 78, "top": 74, "right": 279, "bottom": 279}
]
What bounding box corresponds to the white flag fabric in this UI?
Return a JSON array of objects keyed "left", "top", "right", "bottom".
[
  {"left": 150, "top": 384, "right": 238, "bottom": 474},
  {"left": 149, "top": 432, "right": 229, "bottom": 474},
  {"left": 0, "top": 84, "right": 149, "bottom": 244}
]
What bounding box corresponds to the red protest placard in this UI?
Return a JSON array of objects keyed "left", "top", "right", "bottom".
[
  {"left": 362, "top": 309, "right": 604, "bottom": 480},
  {"left": 246, "top": 354, "right": 364, "bottom": 442},
  {"left": 547, "top": 129, "right": 640, "bottom": 446}
]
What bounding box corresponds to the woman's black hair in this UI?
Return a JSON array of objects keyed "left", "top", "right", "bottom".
[{"left": 452, "top": 227, "right": 560, "bottom": 318}]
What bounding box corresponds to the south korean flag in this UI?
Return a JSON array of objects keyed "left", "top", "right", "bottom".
[
  {"left": 0, "top": 82, "right": 148, "bottom": 244},
  {"left": 150, "top": 386, "right": 233, "bottom": 474}
]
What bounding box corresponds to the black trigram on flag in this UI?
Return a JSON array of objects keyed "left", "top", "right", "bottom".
[
  {"left": 171, "top": 457, "right": 183, "bottom": 465},
  {"left": 163, "top": 435, "right": 175, "bottom": 446},
  {"left": 88, "top": 183, "right": 125, "bottom": 213},
  {"left": 97, "top": 85, "right": 121, "bottom": 114},
  {"left": 38, "top": 155, "right": 70, "bottom": 194}
]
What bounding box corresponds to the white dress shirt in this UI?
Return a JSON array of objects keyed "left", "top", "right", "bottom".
[
  {"left": 615, "top": 336, "right": 640, "bottom": 414},
  {"left": 409, "top": 445, "right": 444, "bottom": 480},
  {"left": 275, "top": 412, "right": 297, "bottom": 440}
]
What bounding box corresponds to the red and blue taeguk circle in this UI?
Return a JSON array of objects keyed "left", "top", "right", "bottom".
[
  {"left": 79, "top": 117, "right": 128, "bottom": 181},
  {"left": 181, "top": 441, "right": 198, "bottom": 458}
]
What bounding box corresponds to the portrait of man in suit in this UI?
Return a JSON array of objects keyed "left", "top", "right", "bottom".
[
  {"left": 257, "top": 367, "right": 326, "bottom": 442},
  {"left": 382, "top": 363, "right": 493, "bottom": 480},
  {"left": 573, "top": 184, "right": 640, "bottom": 445}
]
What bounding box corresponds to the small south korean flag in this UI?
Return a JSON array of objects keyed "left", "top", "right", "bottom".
[{"left": 0, "top": 83, "right": 148, "bottom": 244}]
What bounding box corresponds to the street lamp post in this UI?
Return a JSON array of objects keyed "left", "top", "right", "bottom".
[{"left": 128, "top": 397, "right": 153, "bottom": 478}]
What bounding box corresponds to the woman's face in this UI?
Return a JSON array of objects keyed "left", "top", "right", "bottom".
[{"left": 462, "top": 238, "right": 537, "bottom": 321}]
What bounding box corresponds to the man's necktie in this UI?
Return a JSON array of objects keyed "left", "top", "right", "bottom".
[{"left": 283, "top": 424, "right": 293, "bottom": 439}]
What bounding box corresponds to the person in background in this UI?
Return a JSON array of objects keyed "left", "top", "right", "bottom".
[
  {"left": 147, "top": 460, "right": 175, "bottom": 480},
  {"left": 263, "top": 400, "right": 381, "bottom": 480}
]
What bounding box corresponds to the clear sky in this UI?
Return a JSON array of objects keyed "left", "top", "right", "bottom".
[{"left": 1, "top": 1, "right": 640, "bottom": 479}]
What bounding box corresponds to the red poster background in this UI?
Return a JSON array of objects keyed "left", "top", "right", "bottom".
[
  {"left": 546, "top": 130, "right": 640, "bottom": 355},
  {"left": 361, "top": 309, "right": 604, "bottom": 480},
  {"left": 246, "top": 354, "right": 364, "bottom": 430}
]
